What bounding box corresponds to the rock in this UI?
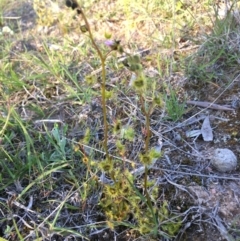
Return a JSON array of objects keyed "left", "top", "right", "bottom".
[{"left": 211, "top": 148, "right": 237, "bottom": 172}]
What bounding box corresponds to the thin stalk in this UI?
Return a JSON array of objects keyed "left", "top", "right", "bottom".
[
  {"left": 100, "top": 60, "right": 109, "bottom": 160},
  {"left": 143, "top": 102, "right": 158, "bottom": 229},
  {"left": 144, "top": 111, "right": 152, "bottom": 208},
  {"left": 78, "top": 7, "right": 109, "bottom": 159},
  {"left": 139, "top": 93, "right": 155, "bottom": 209},
  {"left": 144, "top": 114, "right": 151, "bottom": 151}
]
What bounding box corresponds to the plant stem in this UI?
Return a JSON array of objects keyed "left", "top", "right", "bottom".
[
  {"left": 139, "top": 94, "right": 155, "bottom": 209},
  {"left": 145, "top": 114, "right": 150, "bottom": 151},
  {"left": 100, "top": 60, "right": 109, "bottom": 160},
  {"left": 78, "top": 7, "right": 109, "bottom": 159},
  {"left": 144, "top": 111, "right": 152, "bottom": 208}
]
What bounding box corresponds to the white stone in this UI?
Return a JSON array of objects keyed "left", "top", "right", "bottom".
[
  {"left": 211, "top": 148, "right": 237, "bottom": 172},
  {"left": 2, "top": 26, "right": 14, "bottom": 35}
]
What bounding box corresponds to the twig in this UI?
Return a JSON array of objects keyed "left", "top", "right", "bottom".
[
  {"left": 186, "top": 100, "right": 234, "bottom": 111},
  {"left": 207, "top": 212, "right": 235, "bottom": 241},
  {"left": 155, "top": 167, "right": 240, "bottom": 181}
]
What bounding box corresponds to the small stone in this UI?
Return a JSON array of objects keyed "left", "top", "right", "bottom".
[
  {"left": 2, "top": 26, "right": 14, "bottom": 35},
  {"left": 211, "top": 148, "right": 237, "bottom": 172}
]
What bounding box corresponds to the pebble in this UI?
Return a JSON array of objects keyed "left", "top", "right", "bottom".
[{"left": 211, "top": 148, "right": 237, "bottom": 172}]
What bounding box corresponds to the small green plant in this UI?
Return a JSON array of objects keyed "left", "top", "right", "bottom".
[
  {"left": 165, "top": 87, "right": 185, "bottom": 121},
  {"left": 65, "top": 0, "right": 181, "bottom": 238},
  {"left": 46, "top": 123, "right": 68, "bottom": 160}
]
